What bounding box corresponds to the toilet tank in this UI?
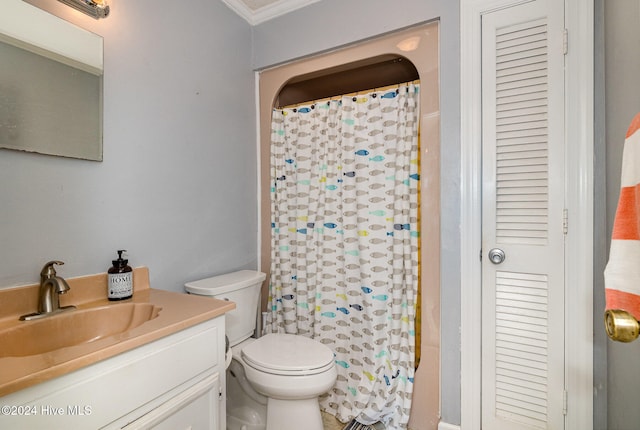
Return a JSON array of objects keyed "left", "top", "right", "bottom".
[{"left": 185, "top": 270, "right": 266, "bottom": 346}]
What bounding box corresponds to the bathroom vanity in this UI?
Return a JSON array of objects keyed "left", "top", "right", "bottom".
[{"left": 0, "top": 267, "right": 234, "bottom": 429}]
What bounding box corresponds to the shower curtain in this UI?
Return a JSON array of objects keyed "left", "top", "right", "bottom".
[{"left": 266, "top": 82, "right": 420, "bottom": 429}]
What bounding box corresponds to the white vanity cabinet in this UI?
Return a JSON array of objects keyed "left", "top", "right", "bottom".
[{"left": 0, "top": 315, "right": 225, "bottom": 430}]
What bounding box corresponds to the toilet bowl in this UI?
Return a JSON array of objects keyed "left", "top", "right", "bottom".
[
  {"left": 185, "top": 271, "right": 337, "bottom": 430},
  {"left": 226, "top": 343, "right": 268, "bottom": 430},
  {"left": 241, "top": 333, "right": 337, "bottom": 430}
]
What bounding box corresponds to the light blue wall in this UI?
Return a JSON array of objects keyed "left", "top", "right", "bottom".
[
  {"left": 252, "top": 0, "right": 462, "bottom": 425},
  {"left": 0, "top": 0, "right": 257, "bottom": 291}
]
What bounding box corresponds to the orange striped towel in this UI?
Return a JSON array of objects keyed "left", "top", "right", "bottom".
[{"left": 605, "top": 113, "right": 640, "bottom": 320}]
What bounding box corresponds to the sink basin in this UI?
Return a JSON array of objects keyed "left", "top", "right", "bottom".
[{"left": 0, "top": 303, "right": 162, "bottom": 357}]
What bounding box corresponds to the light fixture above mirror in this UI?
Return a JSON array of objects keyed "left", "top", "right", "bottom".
[{"left": 56, "top": 0, "right": 109, "bottom": 19}]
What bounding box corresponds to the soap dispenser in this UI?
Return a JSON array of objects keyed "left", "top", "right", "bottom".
[{"left": 108, "top": 250, "right": 133, "bottom": 301}]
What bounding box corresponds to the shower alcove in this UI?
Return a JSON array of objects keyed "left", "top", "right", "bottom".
[{"left": 258, "top": 21, "right": 440, "bottom": 429}]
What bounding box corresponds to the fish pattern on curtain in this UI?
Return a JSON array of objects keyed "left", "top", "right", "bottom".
[{"left": 267, "top": 83, "right": 420, "bottom": 429}]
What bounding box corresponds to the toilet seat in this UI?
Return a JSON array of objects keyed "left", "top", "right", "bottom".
[{"left": 241, "top": 333, "right": 335, "bottom": 376}]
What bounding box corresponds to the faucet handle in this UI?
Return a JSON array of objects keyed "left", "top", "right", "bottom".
[{"left": 40, "top": 260, "right": 65, "bottom": 278}]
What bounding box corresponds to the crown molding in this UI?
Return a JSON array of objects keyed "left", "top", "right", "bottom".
[{"left": 221, "top": 0, "right": 320, "bottom": 25}]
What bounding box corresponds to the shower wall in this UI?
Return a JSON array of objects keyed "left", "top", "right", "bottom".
[
  {"left": 258, "top": 23, "right": 440, "bottom": 429},
  {"left": 252, "top": 2, "right": 461, "bottom": 427}
]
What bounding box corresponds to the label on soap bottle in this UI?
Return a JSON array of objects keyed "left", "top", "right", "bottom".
[{"left": 108, "top": 272, "right": 133, "bottom": 299}]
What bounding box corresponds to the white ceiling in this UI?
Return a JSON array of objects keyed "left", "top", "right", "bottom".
[{"left": 221, "top": 0, "right": 321, "bottom": 25}]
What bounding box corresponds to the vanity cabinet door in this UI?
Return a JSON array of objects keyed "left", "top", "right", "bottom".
[{"left": 122, "top": 371, "right": 220, "bottom": 430}]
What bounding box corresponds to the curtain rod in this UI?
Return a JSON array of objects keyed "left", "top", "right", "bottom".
[{"left": 276, "top": 79, "right": 420, "bottom": 110}]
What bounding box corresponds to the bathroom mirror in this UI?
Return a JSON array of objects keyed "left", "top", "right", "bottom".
[{"left": 0, "top": 0, "right": 103, "bottom": 161}]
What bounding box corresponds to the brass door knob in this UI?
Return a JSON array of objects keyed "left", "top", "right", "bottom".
[{"left": 605, "top": 309, "right": 640, "bottom": 342}]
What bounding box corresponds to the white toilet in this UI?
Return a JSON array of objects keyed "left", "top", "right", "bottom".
[{"left": 185, "top": 270, "right": 337, "bottom": 430}]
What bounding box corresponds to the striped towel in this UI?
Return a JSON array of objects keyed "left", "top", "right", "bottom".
[{"left": 605, "top": 113, "right": 640, "bottom": 320}]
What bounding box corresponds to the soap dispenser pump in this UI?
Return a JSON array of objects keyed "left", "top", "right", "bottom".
[{"left": 108, "top": 250, "right": 133, "bottom": 301}]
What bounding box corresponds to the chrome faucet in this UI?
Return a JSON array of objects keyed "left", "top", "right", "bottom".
[{"left": 20, "top": 261, "right": 76, "bottom": 321}]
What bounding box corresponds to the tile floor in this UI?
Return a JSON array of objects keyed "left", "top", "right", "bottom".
[{"left": 322, "top": 411, "right": 345, "bottom": 430}]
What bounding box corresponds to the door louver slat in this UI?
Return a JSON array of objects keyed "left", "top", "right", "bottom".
[
  {"left": 495, "top": 19, "right": 549, "bottom": 246},
  {"left": 495, "top": 270, "right": 549, "bottom": 428}
]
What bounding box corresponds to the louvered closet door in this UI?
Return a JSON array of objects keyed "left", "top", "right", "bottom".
[{"left": 481, "top": 1, "right": 565, "bottom": 429}]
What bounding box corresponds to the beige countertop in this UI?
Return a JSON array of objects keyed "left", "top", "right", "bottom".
[{"left": 0, "top": 267, "right": 235, "bottom": 397}]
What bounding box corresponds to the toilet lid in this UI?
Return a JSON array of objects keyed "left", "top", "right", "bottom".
[{"left": 241, "top": 333, "right": 334, "bottom": 375}]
